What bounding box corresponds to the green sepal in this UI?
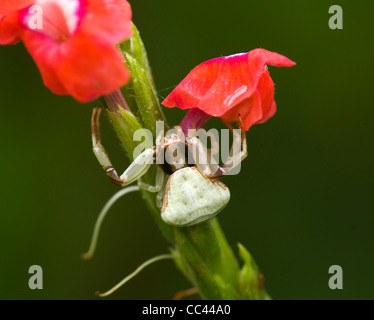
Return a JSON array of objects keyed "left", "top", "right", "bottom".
[
  {"left": 238, "top": 243, "right": 271, "bottom": 300},
  {"left": 120, "top": 24, "right": 155, "bottom": 90},
  {"left": 122, "top": 52, "right": 166, "bottom": 136},
  {"left": 106, "top": 107, "right": 145, "bottom": 161},
  {"left": 119, "top": 24, "right": 166, "bottom": 135}
]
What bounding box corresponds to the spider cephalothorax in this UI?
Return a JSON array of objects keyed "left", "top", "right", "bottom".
[{"left": 91, "top": 107, "right": 247, "bottom": 227}]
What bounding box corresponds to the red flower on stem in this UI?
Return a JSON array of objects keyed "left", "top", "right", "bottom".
[
  {"left": 0, "top": 0, "right": 133, "bottom": 102},
  {"left": 162, "top": 49, "right": 295, "bottom": 131}
]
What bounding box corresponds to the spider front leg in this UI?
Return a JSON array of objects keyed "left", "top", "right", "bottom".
[
  {"left": 137, "top": 166, "right": 165, "bottom": 192},
  {"left": 212, "top": 117, "right": 247, "bottom": 177},
  {"left": 91, "top": 107, "right": 155, "bottom": 187},
  {"left": 205, "top": 130, "right": 221, "bottom": 173},
  {"left": 187, "top": 116, "right": 247, "bottom": 178},
  {"left": 83, "top": 108, "right": 163, "bottom": 261}
]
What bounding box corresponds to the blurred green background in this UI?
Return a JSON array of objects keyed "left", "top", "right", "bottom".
[{"left": 0, "top": 0, "right": 373, "bottom": 300}]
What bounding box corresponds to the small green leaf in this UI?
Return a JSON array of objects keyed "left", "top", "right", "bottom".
[
  {"left": 120, "top": 24, "right": 155, "bottom": 90},
  {"left": 118, "top": 24, "right": 166, "bottom": 135},
  {"left": 123, "top": 52, "right": 166, "bottom": 136},
  {"left": 238, "top": 243, "right": 270, "bottom": 300}
]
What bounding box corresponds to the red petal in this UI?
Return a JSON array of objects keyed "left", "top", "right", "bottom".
[
  {"left": 0, "top": 12, "right": 22, "bottom": 44},
  {"left": 22, "top": 31, "right": 69, "bottom": 94},
  {"left": 196, "top": 53, "right": 254, "bottom": 116},
  {"left": 245, "top": 48, "right": 295, "bottom": 99},
  {"left": 220, "top": 70, "right": 277, "bottom": 130},
  {"left": 163, "top": 49, "right": 295, "bottom": 119},
  {"left": 0, "top": 0, "right": 32, "bottom": 14},
  {"left": 199, "top": 49, "right": 295, "bottom": 117},
  {"left": 220, "top": 95, "right": 257, "bottom": 130},
  {"left": 162, "top": 58, "right": 221, "bottom": 110},
  {"left": 26, "top": 1, "right": 71, "bottom": 41},
  {"left": 260, "top": 100, "right": 277, "bottom": 125},
  {"left": 248, "top": 48, "right": 296, "bottom": 68},
  {"left": 56, "top": 34, "right": 130, "bottom": 102},
  {"left": 80, "top": 0, "right": 133, "bottom": 45},
  {"left": 23, "top": 31, "right": 130, "bottom": 102},
  {"left": 255, "top": 70, "right": 277, "bottom": 125}
]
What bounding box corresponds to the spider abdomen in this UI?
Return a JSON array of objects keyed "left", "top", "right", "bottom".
[{"left": 161, "top": 167, "right": 230, "bottom": 227}]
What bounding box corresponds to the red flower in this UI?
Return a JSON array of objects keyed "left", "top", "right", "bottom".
[
  {"left": 162, "top": 49, "right": 295, "bottom": 131},
  {"left": 0, "top": 0, "right": 133, "bottom": 102},
  {"left": 0, "top": 1, "right": 32, "bottom": 44}
]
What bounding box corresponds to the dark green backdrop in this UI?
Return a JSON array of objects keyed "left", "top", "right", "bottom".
[{"left": 0, "top": 0, "right": 373, "bottom": 299}]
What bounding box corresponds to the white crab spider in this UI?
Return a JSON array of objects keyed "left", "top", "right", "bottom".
[
  {"left": 84, "top": 108, "right": 248, "bottom": 296},
  {"left": 83, "top": 107, "right": 247, "bottom": 260},
  {"left": 91, "top": 107, "right": 247, "bottom": 227}
]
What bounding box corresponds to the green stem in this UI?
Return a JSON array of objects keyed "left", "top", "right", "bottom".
[{"left": 173, "top": 219, "right": 240, "bottom": 299}]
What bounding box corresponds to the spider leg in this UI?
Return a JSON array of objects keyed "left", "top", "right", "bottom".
[
  {"left": 186, "top": 135, "right": 216, "bottom": 176},
  {"left": 81, "top": 185, "right": 140, "bottom": 260},
  {"left": 137, "top": 166, "right": 165, "bottom": 192},
  {"left": 187, "top": 115, "right": 247, "bottom": 178},
  {"left": 207, "top": 115, "right": 247, "bottom": 178},
  {"left": 206, "top": 130, "right": 220, "bottom": 172},
  {"left": 156, "top": 177, "right": 168, "bottom": 208},
  {"left": 91, "top": 107, "right": 155, "bottom": 187}
]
